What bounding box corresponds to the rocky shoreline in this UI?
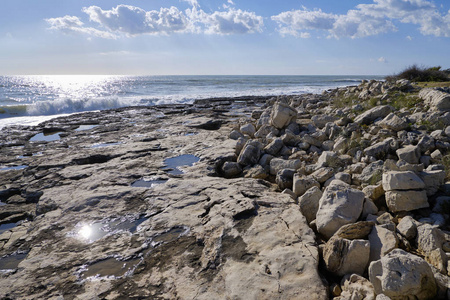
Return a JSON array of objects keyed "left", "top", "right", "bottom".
[{"left": 0, "top": 80, "right": 449, "bottom": 299}]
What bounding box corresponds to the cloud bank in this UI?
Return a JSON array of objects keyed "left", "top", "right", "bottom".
[
  {"left": 272, "top": 0, "right": 450, "bottom": 38},
  {"left": 46, "top": 2, "right": 263, "bottom": 38},
  {"left": 46, "top": 0, "right": 450, "bottom": 39}
]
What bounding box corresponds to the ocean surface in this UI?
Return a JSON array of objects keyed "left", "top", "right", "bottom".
[{"left": 0, "top": 75, "right": 384, "bottom": 128}]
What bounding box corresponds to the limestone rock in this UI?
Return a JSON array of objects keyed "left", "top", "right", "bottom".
[
  {"left": 243, "top": 164, "right": 268, "bottom": 179},
  {"left": 311, "top": 167, "right": 335, "bottom": 184},
  {"left": 334, "top": 221, "right": 375, "bottom": 240},
  {"left": 416, "top": 224, "right": 448, "bottom": 274},
  {"left": 368, "top": 225, "right": 398, "bottom": 262},
  {"left": 240, "top": 123, "right": 256, "bottom": 137},
  {"left": 385, "top": 190, "right": 429, "bottom": 212},
  {"left": 264, "top": 138, "right": 284, "bottom": 156},
  {"left": 323, "top": 237, "right": 370, "bottom": 276},
  {"left": 293, "top": 174, "right": 320, "bottom": 197},
  {"left": 316, "top": 180, "right": 365, "bottom": 239},
  {"left": 221, "top": 161, "right": 242, "bottom": 178},
  {"left": 317, "top": 151, "right": 340, "bottom": 168},
  {"left": 396, "top": 216, "right": 417, "bottom": 240},
  {"left": 335, "top": 274, "right": 376, "bottom": 300},
  {"left": 276, "top": 169, "right": 296, "bottom": 190},
  {"left": 311, "top": 115, "right": 337, "bottom": 129},
  {"left": 271, "top": 102, "right": 297, "bottom": 129},
  {"left": 364, "top": 138, "right": 398, "bottom": 159},
  {"left": 378, "top": 113, "right": 408, "bottom": 131},
  {"left": 419, "top": 170, "right": 446, "bottom": 196},
  {"left": 369, "top": 249, "right": 437, "bottom": 300},
  {"left": 419, "top": 88, "right": 450, "bottom": 112},
  {"left": 396, "top": 145, "right": 421, "bottom": 164},
  {"left": 354, "top": 105, "right": 392, "bottom": 125},
  {"left": 237, "top": 140, "right": 262, "bottom": 166},
  {"left": 382, "top": 171, "right": 426, "bottom": 191},
  {"left": 298, "top": 186, "right": 322, "bottom": 223},
  {"left": 269, "top": 158, "right": 301, "bottom": 175}
]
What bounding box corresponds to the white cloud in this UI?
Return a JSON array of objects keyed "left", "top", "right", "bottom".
[
  {"left": 272, "top": 0, "right": 450, "bottom": 38},
  {"left": 191, "top": 8, "right": 263, "bottom": 35},
  {"left": 46, "top": 4, "right": 263, "bottom": 38},
  {"left": 46, "top": 15, "right": 117, "bottom": 39},
  {"left": 378, "top": 57, "right": 387, "bottom": 63},
  {"left": 82, "top": 5, "right": 190, "bottom": 36},
  {"left": 406, "top": 35, "right": 413, "bottom": 40}
]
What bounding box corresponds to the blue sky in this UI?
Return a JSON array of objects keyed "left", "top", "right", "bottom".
[{"left": 0, "top": 0, "right": 449, "bottom": 75}]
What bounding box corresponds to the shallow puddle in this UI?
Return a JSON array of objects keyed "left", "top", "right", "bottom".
[
  {"left": 75, "top": 125, "right": 98, "bottom": 131},
  {"left": 0, "top": 222, "right": 18, "bottom": 234},
  {"left": 81, "top": 257, "right": 140, "bottom": 279},
  {"left": 0, "top": 252, "right": 27, "bottom": 270},
  {"left": 162, "top": 154, "right": 200, "bottom": 175},
  {"left": 151, "top": 226, "right": 190, "bottom": 246},
  {"left": 131, "top": 177, "right": 168, "bottom": 188},
  {"left": 77, "top": 216, "right": 147, "bottom": 243},
  {"left": 30, "top": 132, "right": 61, "bottom": 142},
  {"left": 90, "top": 142, "right": 122, "bottom": 148},
  {"left": 184, "top": 132, "right": 198, "bottom": 136},
  {"left": 0, "top": 165, "right": 27, "bottom": 172}
]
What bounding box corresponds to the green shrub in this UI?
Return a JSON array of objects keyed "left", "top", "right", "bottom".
[{"left": 386, "top": 65, "right": 449, "bottom": 82}]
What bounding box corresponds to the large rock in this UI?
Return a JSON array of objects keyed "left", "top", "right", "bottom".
[
  {"left": 382, "top": 171, "right": 426, "bottom": 191},
  {"left": 323, "top": 237, "right": 370, "bottom": 276},
  {"left": 364, "top": 138, "right": 398, "bottom": 159},
  {"left": 419, "top": 88, "right": 450, "bottom": 112},
  {"left": 396, "top": 145, "right": 421, "bottom": 164},
  {"left": 397, "top": 216, "right": 417, "bottom": 240},
  {"left": 269, "top": 158, "right": 301, "bottom": 175},
  {"left": 354, "top": 105, "right": 392, "bottom": 125},
  {"left": 298, "top": 186, "right": 322, "bottom": 223},
  {"left": 292, "top": 174, "right": 320, "bottom": 197},
  {"left": 316, "top": 180, "right": 365, "bottom": 239},
  {"left": 419, "top": 170, "right": 446, "bottom": 196},
  {"left": 368, "top": 225, "right": 398, "bottom": 262},
  {"left": 271, "top": 102, "right": 297, "bottom": 129},
  {"left": 237, "top": 140, "right": 262, "bottom": 166},
  {"left": 378, "top": 113, "right": 409, "bottom": 131},
  {"left": 385, "top": 190, "right": 429, "bottom": 212},
  {"left": 416, "top": 224, "right": 448, "bottom": 274},
  {"left": 276, "top": 169, "right": 296, "bottom": 190},
  {"left": 264, "top": 138, "right": 284, "bottom": 156},
  {"left": 311, "top": 115, "right": 337, "bottom": 129},
  {"left": 316, "top": 151, "right": 340, "bottom": 168},
  {"left": 369, "top": 249, "right": 437, "bottom": 300}
]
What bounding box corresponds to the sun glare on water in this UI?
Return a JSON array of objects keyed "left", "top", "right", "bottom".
[{"left": 79, "top": 225, "right": 93, "bottom": 240}]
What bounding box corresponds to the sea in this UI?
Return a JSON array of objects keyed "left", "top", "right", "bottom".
[{"left": 0, "top": 75, "right": 384, "bottom": 129}]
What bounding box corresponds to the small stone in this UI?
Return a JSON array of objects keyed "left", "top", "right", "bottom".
[
  {"left": 276, "top": 169, "right": 296, "bottom": 190},
  {"left": 292, "top": 174, "right": 320, "bottom": 197},
  {"left": 430, "top": 149, "right": 443, "bottom": 160},
  {"left": 311, "top": 167, "right": 334, "bottom": 184},
  {"left": 263, "top": 138, "right": 284, "bottom": 156},
  {"left": 229, "top": 130, "right": 244, "bottom": 140},
  {"left": 240, "top": 123, "right": 256, "bottom": 137},
  {"left": 298, "top": 186, "right": 322, "bottom": 223},
  {"left": 396, "top": 145, "right": 421, "bottom": 164},
  {"left": 378, "top": 113, "right": 409, "bottom": 131},
  {"left": 221, "top": 162, "right": 242, "bottom": 178},
  {"left": 269, "top": 158, "right": 301, "bottom": 175}
]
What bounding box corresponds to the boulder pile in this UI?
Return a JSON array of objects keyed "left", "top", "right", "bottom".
[{"left": 223, "top": 80, "right": 450, "bottom": 299}]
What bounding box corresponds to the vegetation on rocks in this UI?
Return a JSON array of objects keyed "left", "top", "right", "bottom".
[{"left": 386, "top": 65, "right": 450, "bottom": 83}]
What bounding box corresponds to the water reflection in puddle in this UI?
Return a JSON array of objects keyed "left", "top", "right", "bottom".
[
  {"left": 81, "top": 257, "right": 141, "bottom": 279},
  {"left": 184, "top": 132, "right": 198, "bottom": 136},
  {"left": 0, "top": 252, "right": 27, "bottom": 270},
  {"left": 75, "top": 125, "right": 98, "bottom": 131},
  {"left": 0, "top": 222, "right": 18, "bottom": 234},
  {"left": 131, "top": 177, "right": 168, "bottom": 188},
  {"left": 30, "top": 132, "right": 61, "bottom": 142},
  {"left": 162, "top": 154, "right": 200, "bottom": 175},
  {"left": 151, "top": 226, "right": 190, "bottom": 246},
  {"left": 90, "top": 142, "right": 122, "bottom": 149},
  {"left": 0, "top": 165, "right": 27, "bottom": 172},
  {"left": 76, "top": 216, "right": 147, "bottom": 243}
]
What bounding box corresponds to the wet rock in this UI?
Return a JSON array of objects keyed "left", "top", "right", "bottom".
[
  {"left": 316, "top": 180, "right": 365, "bottom": 239},
  {"left": 369, "top": 249, "right": 437, "bottom": 300}
]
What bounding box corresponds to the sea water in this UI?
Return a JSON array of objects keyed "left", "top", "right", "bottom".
[{"left": 0, "top": 75, "right": 383, "bottom": 129}]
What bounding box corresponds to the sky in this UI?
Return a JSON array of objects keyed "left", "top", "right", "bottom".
[{"left": 0, "top": 0, "right": 449, "bottom": 75}]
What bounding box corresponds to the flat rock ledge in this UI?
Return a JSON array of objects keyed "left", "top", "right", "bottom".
[{"left": 0, "top": 100, "right": 327, "bottom": 299}]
